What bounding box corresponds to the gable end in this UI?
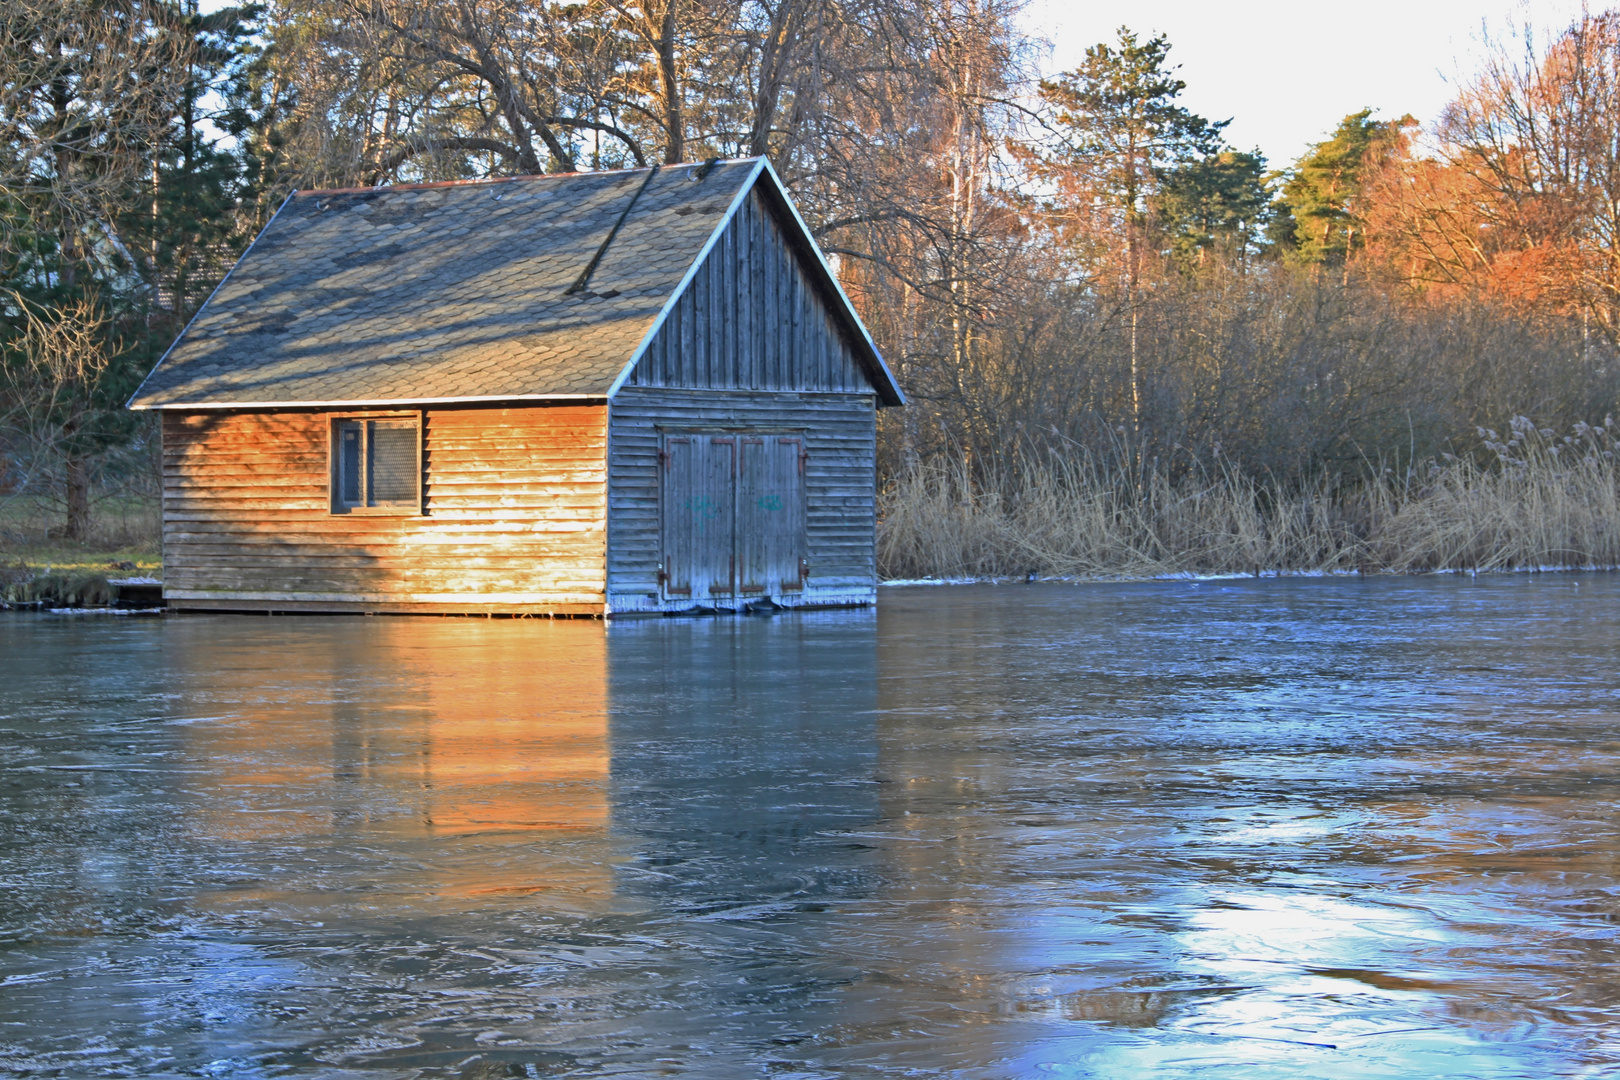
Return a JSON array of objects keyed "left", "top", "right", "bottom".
[{"left": 625, "top": 178, "right": 899, "bottom": 401}]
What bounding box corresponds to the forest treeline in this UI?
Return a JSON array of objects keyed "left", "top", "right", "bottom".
[{"left": 3, "top": 0, "right": 1619, "bottom": 558}]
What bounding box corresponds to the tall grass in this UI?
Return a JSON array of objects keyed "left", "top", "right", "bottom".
[
  {"left": 0, "top": 492, "right": 160, "bottom": 550},
  {"left": 878, "top": 417, "right": 1620, "bottom": 580},
  {"left": 0, "top": 492, "right": 162, "bottom": 582}
]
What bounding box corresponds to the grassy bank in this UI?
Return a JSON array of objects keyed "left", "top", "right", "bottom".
[
  {"left": 878, "top": 419, "right": 1620, "bottom": 580},
  {"left": 0, "top": 495, "right": 162, "bottom": 578}
]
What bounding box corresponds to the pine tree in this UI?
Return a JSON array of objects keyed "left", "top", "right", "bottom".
[
  {"left": 1153, "top": 150, "right": 1270, "bottom": 268},
  {"left": 0, "top": 0, "right": 261, "bottom": 539},
  {"left": 1277, "top": 109, "right": 1414, "bottom": 266},
  {"left": 1031, "top": 27, "right": 1227, "bottom": 428}
]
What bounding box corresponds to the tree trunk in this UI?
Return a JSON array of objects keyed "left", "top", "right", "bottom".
[
  {"left": 62, "top": 440, "right": 91, "bottom": 544},
  {"left": 901, "top": 282, "right": 918, "bottom": 474},
  {"left": 657, "top": 0, "right": 685, "bottom": 164},
  {"left": 1129, "top": 300, "right": 1140, "bottom": 433},
  {"left": 1127, "top": 220, "right": 1140, "bottom": 435}
]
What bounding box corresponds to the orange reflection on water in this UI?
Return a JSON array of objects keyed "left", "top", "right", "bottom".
[
  {"left": 170, "top": 616, "right": 612, "bottom": 909},
  {"left": 403, "top": 622, "right": 608, "bottom": 838}
]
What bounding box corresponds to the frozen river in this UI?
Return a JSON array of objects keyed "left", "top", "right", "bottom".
[{"left": 3, "top": 576, "right": 1620, "bottom": 1078}]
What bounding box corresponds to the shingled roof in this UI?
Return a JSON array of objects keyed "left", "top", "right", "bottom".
[{"left": 128, "top": 158, "right": 900, "bottom": 409}]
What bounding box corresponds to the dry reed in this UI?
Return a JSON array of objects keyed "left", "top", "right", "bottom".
[{"left": 878, "top": 417, "right": 1620, "bottom": 580}]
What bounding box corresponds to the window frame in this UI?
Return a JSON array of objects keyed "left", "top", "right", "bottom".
[{"left": 328, "top": 410, "right": 424, "bottom": 516}]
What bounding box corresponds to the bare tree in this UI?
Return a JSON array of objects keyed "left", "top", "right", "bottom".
[
  {"left": 1439, "top": 10, "right": 1620, "bottom": 344},
  {"left": 0, "top": 0, "right": 198, "bottom": 539},
  {"left": 0, "top": 291, "right": 115, "bottom": 539},
  {"left": 256, "top": 0, "right": 873, "bottom": 183}
]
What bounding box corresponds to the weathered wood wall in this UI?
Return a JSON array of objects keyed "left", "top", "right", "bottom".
[
  {"left": 627, "top": 187, "right": 871, "bottom": 394},
  {"left": 606, "top": 388, "right": 876, "bottom": 614},
  {"left": 162, "top": 404, "right": 608, "bottom": 614},
  {"left": 609, "top": 184, "right": 883, "bottom": 614}
]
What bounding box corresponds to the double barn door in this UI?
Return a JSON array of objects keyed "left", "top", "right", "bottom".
[{"left": 660, "top": 433, "right": 806, "bottom": 604}]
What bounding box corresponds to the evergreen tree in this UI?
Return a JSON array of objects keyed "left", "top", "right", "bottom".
[
  {"left": 0, "top": 0, "right": 261, "bottom": 539},
  {"left": 1276, "top": 108, "right": 1413, "bottom": 265},
  {"left": 1153, "top": 150, "right": 1270, "bottom": 267},
  {"left": 1035, "top": 28, "right": 1227, "bottom": 254},
  {"left": 119, "top": 4, "right": 264, "bottom": 339},
  {"left": 1030, "top": 27, "right": 1227, "bottom": 427}
]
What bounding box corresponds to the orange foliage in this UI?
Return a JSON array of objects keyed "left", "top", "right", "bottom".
[
  {"left": 1359, "top": 133, "right": 1584, "bottom": 314},
  {"left": 1358, "top": 11, "right": 1620, "bottom": 338}
]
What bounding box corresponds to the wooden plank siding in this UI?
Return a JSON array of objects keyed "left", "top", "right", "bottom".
[
  {"left": 608, "top": 185, "right": 881, "bottom": 615},
  {"left": 606, "top": 388, "right": 876, "bottom": 614},
  {"left": 161, "top": 405, "right": 609, "bottom": 614},
  {"left": 627, "top": 188, "right": 872, "bottom": 394}
]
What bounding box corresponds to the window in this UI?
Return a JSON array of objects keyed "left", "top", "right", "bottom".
[{"left": 331, "top": 417, "right": 421, "bottom": 514}]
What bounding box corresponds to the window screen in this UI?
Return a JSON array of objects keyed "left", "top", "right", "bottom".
[{"left": 333, "top": 418, "right": 420, "bottom": 512}]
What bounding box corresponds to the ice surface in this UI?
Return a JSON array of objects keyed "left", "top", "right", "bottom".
[{"left": 2, "top": 575, "right": 1618, "bottom": 1077}]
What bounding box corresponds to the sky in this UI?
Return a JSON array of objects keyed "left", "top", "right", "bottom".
[{"left": 1020, "top": 0, "right": 1593, "bottom": 168}]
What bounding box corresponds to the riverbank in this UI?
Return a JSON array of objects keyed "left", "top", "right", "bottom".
[
  {"left": 0, "top": 494, "right": 161, "bottom": 580},
  {"left": 5, "top": 418, "right": 1617, "bottom": 593},
  {"left": 880, "top": 564, "right": 1619, "bottom": 587},
  {"left": 0, "top": 539, "right": 161, "bottom": 607},
  {"left": 0, "top": 498, "right": 162, "bottom": 607}
]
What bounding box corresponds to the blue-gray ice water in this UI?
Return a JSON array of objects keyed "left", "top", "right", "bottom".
[{"left": 2, "top": 575, "right": 1619, "bottom": 1078}]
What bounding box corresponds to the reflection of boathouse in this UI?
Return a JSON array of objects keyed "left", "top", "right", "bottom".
[
  {"left": 128, "top": 159, "right": 903, "bottom": 616},
  {"left": 167, "top": 612, "right": 881, "bottom": 919}
]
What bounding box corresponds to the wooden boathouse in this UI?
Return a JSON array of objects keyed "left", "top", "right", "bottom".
[{"left": 128, "top": 158, "right": 903, "bottom": 616}]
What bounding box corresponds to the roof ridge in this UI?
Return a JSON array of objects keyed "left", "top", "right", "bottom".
[
  {"left": 292, "top": 157, "right": 762, "bottom": 197},
  {"left": 126, "top": 155, "right": 903, "bottom": 411}
]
